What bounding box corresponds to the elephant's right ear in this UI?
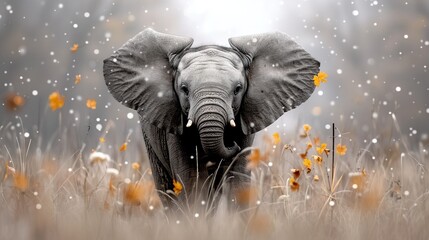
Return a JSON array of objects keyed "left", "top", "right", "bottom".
[{"left": 103, "top": 28, "right": 193, "bottom": 134}]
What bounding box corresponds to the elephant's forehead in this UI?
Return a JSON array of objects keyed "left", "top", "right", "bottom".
[{"left": 178, "top": 48, "right": 244, "bottom": 73}]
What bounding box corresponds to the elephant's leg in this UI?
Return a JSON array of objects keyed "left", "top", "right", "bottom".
[
  {"left": 144, "top": 138, "right": 174, "bottom": 209},
  {"left": 226, "top": 134, "right": 255, "bottom": 204},
  {"left": 167, "top": 134, "right": 209, "bottom": 207},
  {"left": 142, "top": 130, "right": 175, "bottom": 210}
]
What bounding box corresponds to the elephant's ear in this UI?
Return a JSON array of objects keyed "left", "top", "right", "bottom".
[
  {"left": 229, "top": 32, "right": 320, "bottom": 135},
  {"left": 103, "top": 28, "right": 193, "bottom": 134}
]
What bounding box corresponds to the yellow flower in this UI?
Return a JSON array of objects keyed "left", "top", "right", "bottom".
[
  {"left": 316, "top": 143, "right": 329, "bottom": 155},
  {"left": 272, "top": 132, "right": 281, "bottom": 145},
  {"left": 86, "top": 99, "right": 97, "bottom": 110},
  {"left": 173, "top": 179, "right": 183, "bottom": 196},
  {"left": 119, "top": 143, "right": 127, "bottom": 152},
  {"left": 99, "top": 137, "right": 105, "bottom": 143},
  {"left": 336, "top": 144, "right": 347, "bottom": 156},
  {"left": 303, "top": 124, "right": 312, "bottom": 134},
  {"left": 49, "top": 91, "right": 65, "bottom": 111},
  {"left": 290, "top": 177, "right": 300, "bottom": 192},
  {"left": 75, "top": 74, "right": 81, "bottom": 84},
  {"left": 300, "top": 124, "right": 312, "bottom": 138},
  {"left": 303, "top": 158, "right": 312, "bottom": 173},
  {"left": 132, "top": 162, "right": 140, "bottom": 171},
  {"left": 313, "top": 71, "right": 328, "bottom": 87}
]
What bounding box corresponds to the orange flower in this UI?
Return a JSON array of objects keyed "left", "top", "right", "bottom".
[
  {"left": 291, "top": 169, "right": 301, "bottom": 179},
  {"left": 246, "top": 148, "right": 267, "bottom": 169},
  {"left": 4, "top": 93, "right": 25, "bottom": 111},
  {"left": 123, "top": 181, "right": 157, "bottom": 208},
  {"left": 306, "top": 142, "right": 313, "bottom": 151},
  {"left": 14, "top": 172, "right": 29, "bottom": 192},
  {"left": 3, "top": 161, "right": 16, "bottom": 181},
  {"left": 313, "top": 137, "right": 321, "bottom": 146},
  {"left": 313, "top": 71, "right": 328, "bottom": 87},
  {"left": 48, "top": 91, "right": 65, "bottom": 111},
  {"left": 272, "top": 132, "right": 281, "bottom": 144},
  {"left": 303, "top": 158, "right": 312, "bottom": 173},
  {"left": 86, "top": 99, "right": 97, "bottom": 110},
  {"left": 236, "top": 187, "right": 258, "bottom": 206},
  {"left": 75, "top": 74, "right": 81, "bottom": 84},
  {"left": 290, "top": 177, "right": 300, "bottom": 192},
  {"left": 300, "top": 142, "right": 313, "bottom": 159},
  {"left": 119, "top": 143, "right": 127, "bottom": 152},
  {"left": 70, "top": 43, "right": 79, "bottom": 53},
  {"left": 173, "top": 179, "right": 183, "bottom": 196},
  {"left": 124, "top": 182, "right": 145, "bottom": 205},
  {"left": 336, "top": 144, "right": 347, "bottom": 156}
]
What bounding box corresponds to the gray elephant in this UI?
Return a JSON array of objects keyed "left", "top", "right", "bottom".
[{"left": 103, "top": 28, "right": 319, "bottom": 209}]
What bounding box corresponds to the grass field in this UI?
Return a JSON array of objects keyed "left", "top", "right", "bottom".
[
  {"left": 0, "top": 114, "right": 428, "bottom": 240},
  {"left": 0, "top": 0, "right": 427, "bottom": 239}
]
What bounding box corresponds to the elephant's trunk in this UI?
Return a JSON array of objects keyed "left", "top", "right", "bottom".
[{"left": 192, "top": 88, "right": 240, "bottom": 160}]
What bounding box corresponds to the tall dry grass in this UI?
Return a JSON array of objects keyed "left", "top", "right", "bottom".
[{"left": 0, "top": 113, "right": 428, "bottom": 240}]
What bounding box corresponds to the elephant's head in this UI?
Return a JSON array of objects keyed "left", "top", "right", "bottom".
[{"left": 103, "top": 29, "right": 319, "bottom": 159}]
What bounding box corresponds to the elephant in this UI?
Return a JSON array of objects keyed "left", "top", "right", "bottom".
[{"left": 103, "top": 28, "right": 320, "bottom": 210}]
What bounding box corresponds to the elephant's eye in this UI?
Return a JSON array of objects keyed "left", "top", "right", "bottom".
[
  {"left": 234, "top": 84, "right": 242, "bottom": 95},
  {"left": 181, "top": 85, "right": 189, "bottom": 96}
]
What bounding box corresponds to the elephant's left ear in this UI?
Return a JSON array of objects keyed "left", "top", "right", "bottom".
[{"left": 229, "top": 32, "right": 320, "bottom": 135}]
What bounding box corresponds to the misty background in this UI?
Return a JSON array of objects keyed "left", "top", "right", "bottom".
[{"left": 0, "top": 0, "right": 428, "bottom": 155}]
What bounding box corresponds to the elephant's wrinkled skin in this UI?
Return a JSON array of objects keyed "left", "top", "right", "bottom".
[{"left": 103, "top": 28, "right": 320, "bottom": 209}]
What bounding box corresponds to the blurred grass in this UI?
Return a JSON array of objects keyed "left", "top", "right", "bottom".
[{"left": 0, "top": 113, "right": 428, "bottom": 240}]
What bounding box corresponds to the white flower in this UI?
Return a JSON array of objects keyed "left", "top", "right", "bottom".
[
  {"left": 106, "top": 168, "right": 119, "bottom": 176},
  {"left": 278, "top": 195, "right": 289, "bottom": 201},
  {"left": 89, "top": 151, "right": 111, "bottom": 165}
]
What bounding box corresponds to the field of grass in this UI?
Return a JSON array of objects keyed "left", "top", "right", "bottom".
[{"left": 0, "top": 114, "right": 428, "bottom": 240}]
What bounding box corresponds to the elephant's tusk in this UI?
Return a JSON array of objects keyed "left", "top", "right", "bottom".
[
  {"left": 230, "top": 119, "right": 236, "bottom": 127},
  {"left": 186, "top": 119, "right": 193, "bottom": 128}
]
